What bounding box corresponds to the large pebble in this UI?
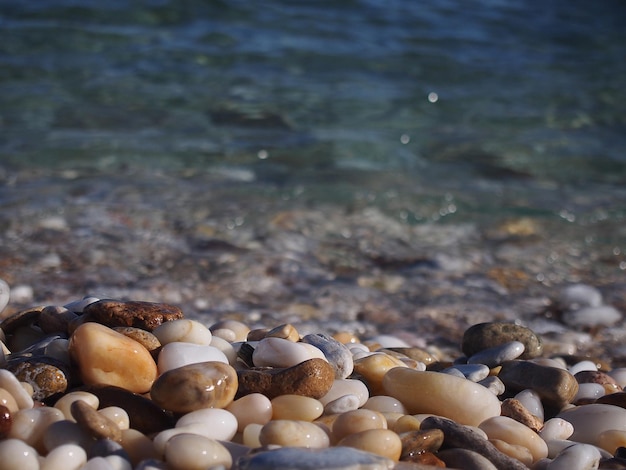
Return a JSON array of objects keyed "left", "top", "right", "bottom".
[
  {"left": 83, "top": 299, "right": 183, "bottom": 331},
  {"left": 151, "top": 361, "right": 238, "bottom": 413},
  {"left": 557, "top": 403, "right": 626, "bottom": 448},
  {"left": 462, "top": 322, "right": 543, "bottom": 359},
  {"left": 69, "top": 322, "right": 157, "bottom": 394},
  {"left": 237, "top": 358, "right": 334, "bottom": 400},
  {"left": 479, "top": 415, "right": 548, "bottom": 461},
  {"left": 235, "top": 446, "right": 394, "bottom": 470},
  {"left": 467, "top": 341, "right": 525, "bottom": 368},
  {"left": 252, "top": 337, "right": 326, "bottom": 368},
  {"left": 301, "top": 333, "right": 354, "bottom": 379},
  {"left": 337, "top": 428, "right": 402, "bottom": 461},
  {"left": 0, "top": 438, "right": 40, "bottom": 470},
  {"left": 498, "top": 360, "right": 578, "bottom": 410},
  {"left": 259, "top": 420, "right": 330, "bottom": 448},
  {"left": 382, "top": 368, "right": 501, "bottom": 427},
  {"left": 152, "top": 319, "right": 212, "bottom": 345},
  {"left": 157, "top": 342, "right": 228, "bottom": 374},
  {"left": 165, "top": 433, "right": 232, "bottom": 470}
]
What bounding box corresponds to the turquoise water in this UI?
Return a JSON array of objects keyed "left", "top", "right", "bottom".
[{"left": 1, "top": 0, "right": 625, "bottom": 269}]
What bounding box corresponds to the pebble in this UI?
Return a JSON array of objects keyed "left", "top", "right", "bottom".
[
  {"left": 164, "top": 433, "right": 232, "bottom": 470},
  {"left": 337, "top": 428, "right": 402, "bottom": 460},
  {"left": 69, "top": 322, "right": 157, "bottom": 394},
  {"left": 319, "top": 378, "right": 369, "bottom": 408},
  {"left": 271, "top": 394, "right": 323, "bottom": 421},
  {"left": 437, "top": 448, "right": 498, "bottom": 470},
  {"left": 573, "top": 382, "right": 606, "bottom": 403},
  {"left": 83, "top": 299, "right": 184, "bottom": 331},
  {"left": 71, "top": 399, "right": 122, "bottom": 442},
  {"left": 259, "top": 419, "right": 330, "bottom": 448},
  {"left": 0, "top": 438, "right": 40, "bottom": 470},
  {"left": 353, "top": 352, "right": 408, "bottom": 395},
  {"left": 151, "top": 319, "right": 212, "bottom": 345},
  {"left": 478, "top": 376, "right": 506, "bottom": 396},
  {"left": 99, "top": 406, "right": 130, "bottom": 431},
  {"left": 501, "top": 398, "right": 543, "bottom": 432},
  {"left": 38, "top": 305, "right": 78, "bottom": 335},
  {"left": 557, "top": 404, "right": 626, "bottom": 448},
  {"left": 42, "top": 443, "right": 88, "bottom": 470},
  {"left": 7, "top": 358, "right": 68, "bottom": 401},
  {"left": 236, "top": 445, "right": 394, "bottom": 470},
  {"left": 252, "top": 337, "right": 326, "bottom": 368},
  {"left": 89, "top": 439, "right": 130, "bottom": 460},
  {"left": 0, "top": 369, "right": 34, "bottom": 409},
  {"left": 382, "top": 368, "right": 501, "bottom": 427},
  {"left": 0, "top": 388, "right": 18, "bottom": 413},
  {"left": 467, "top": 341, "right": 525, "bottom": 367},
  {"left": 9, "top": 406, "right": 65, "bottom": 453},
  {"left": 210, "top": 320, "right": 250, "bottom": 342},
  {"left": 546, "top": 443, "right": 602, "bottom": 469},
  {"left": 113, "top": 327, "right": 161, "bottom": 354},
  {"left": 332, "top": 409, "right": 387, "bottom": 443},
  {"left": 265, "top": 323, "right": 300, "bottom": 341},
  {"left": 462, "top": 321, "right": 543, "bottom": 359},
  {"left": 399, "top": 428, "right": 445, "bottom": 459},
  {"left": 175, "top": 408, "right": 238, "bottom": 441},
  {"left": 237, "top": 358, "right": 335, "bottom": 400},
  {"left": 514, "top": 389, "right": 545, "bottom": 421},
  {"left": 557, "top": 284, "right": 603, "bottom": 310},
  {"left": 489, "top": 438, "right": 534, "bottom": 467},
  {"left": 562, "top": 305, "right": 622, "bottom": 328},
  {"left": 43, "top": 419, "right": 94, "bottom": 451},
  {"left": 226, "top": 393, "right": 273, "bottom": 432},
  {"left": 498, "top": 360, "right": 579, "bottom": 410},
  {"left": 301, "top": 333, "right": 354, "bottom": 379},
  {"left": 479, "top": 415, "right": 549, "bottom": 461},
  {"left": 150, "top": 361, "right": 238, "bottom": 413},
  {"left": 442, "top": 363, "right": 490, "bottom": 382},
  {"left": 362, "top": 396, "right": 407, "bottom": 414},
  {"left": 539, "top": 418, "right": 574, "bottom": 442},
  {"left": 157, "top": 342, "right": 228, "bottom": 373},
  {"left": 569, "top": 360, "right": 599, "bottom": 376},
  {"left": 64, "top": 296, "right": 100, "bottom": 313},
  {"left": 119, "top": 428, "right": 158, "bottom": 465},
  {"left": 383, "top": 347, "right": 437, "bottom": 366}
]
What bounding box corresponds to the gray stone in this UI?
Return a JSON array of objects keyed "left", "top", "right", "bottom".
[
  {"left": 467, "top": 341, "right": 525, "bottom": 368},
  {"left": 301, "top": 333, "right": 354, "bottom": 379},
  {"left": 462, "top": 322, "right": 543, "bottom": 359},
  {"left": 437, "top": 448, "right": 498, "bottom": 470}
]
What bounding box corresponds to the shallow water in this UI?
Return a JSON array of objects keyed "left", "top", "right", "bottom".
[{"left": 1, "top": 1, "right": 625, "bottom": 358}]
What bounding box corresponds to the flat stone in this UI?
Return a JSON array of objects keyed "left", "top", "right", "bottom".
[
  {"left": 498, "top": 360, "right": 579, "bottom": 410},
  {"left": 462, "top": 322, "right": 543, "bottom": 359},
  {"left": 237, "top": 358, "right": 335, "bottom": 400},
  {"left": 150, "top": 361, "right": 238, "bottom": 414},
  {"left": 302, "top": 333, "right": 354, "bottom": 379},
  {"left": 419, "top": 416, "right": 528, "bottom": 470},
  {"left": 235, "top": 446, "right": 395, "bottom": 470},
  {"left": 71, "top": 399, "right": 122, "bottom": 442},
  {"left": 83, "top": 299, "right": 183, "bottom": 331}
]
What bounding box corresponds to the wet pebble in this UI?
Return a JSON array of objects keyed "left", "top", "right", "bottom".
[
  {"left": 83, "top": 300, "right": 183, "bottom": 331},
  {"left": 42, "top": 443, "right": 88, "bottom": 470},
  {"left": 6, "top": 358, "right": 68, "bottom": 401},
  {"left": 259, "top": 419, "right": 330, "bottom": 448},
  {"left": 0, "top": 438, "right": 40, "bottom": 470},
  {"left": 226, "top": 393, "right": 273, "bottom": 432},
  {"left": 252, "top": 337, "right": 326, "bottom": 368},
  {"left": 301, "top": 333, "right": 354, "bottom": 379},
  {"left": 271, "top": 394, "right": 323, "bottom": 421},
  {"left": 337, "top": 428, "right": 402, "bottom": 460},
  {"left": 164, "top": 433, "right": 232, "bottom": 470},
  {"left": 462, "top": 321, "right": 543, "bottom": 359},
  {"left": 479, "top": 415, "right": 548, "bottom": 462},
  {"left": 399, "top": 428, "right": 444, "bottom": 459},
  {"left": 156, "top": 342, "right": 228, "bottom": 373},
  {"left": 151, "top": 319, "right": 212, "bottom": 346},
  {"left": 467, "top": 341, "right": 525, "bottom": 368},
  {"left": 71, "top": 399, "right": 122, "bottom": 442}
]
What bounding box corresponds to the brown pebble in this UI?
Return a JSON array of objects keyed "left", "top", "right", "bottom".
[
  {"left": 83, "top": 299, "right": 183, "bottom": 331},
  {"left": 237, "top": 358, "right": 335, "bottom": 400},
  {"left": 462, "top": 322, "right": 543, "bottom": 359},
  {"left": 596, "top": 392, "right": 626, "bottom": 409},
  {"left": 113, "top": 327, "right": 161, "bottom": 353},
  {"left": 0, "top": 404, "right": 11, "bottom": 439},
  {"left": 400, "top": 429, "right": 445, "bottom": 460},
  {"left": 247, "top": 328, "right": 270, "bottom": 342},
  {"left": 500, "top": 398, "right": 543, "bottom": 433},
  {"left": 7, "top": 358, "right": 68, "bottom": 401},
  {"left": 265, "top": 323, "right": 299, "bottom": 342},
  {"left": 0, "top": 307, "right": 43, "bottom": 335},
  {"left": 38, "top": 306, "right": 78, "bottom": 335},
  {"left": 71, "top": 399, "right": 122, "bottom": 442},
  {"left": 401, "top": 451, "right": 446, "bottom": 467},
  {"left": 575, "top": 370, "right": 619, "bottom": 386}
]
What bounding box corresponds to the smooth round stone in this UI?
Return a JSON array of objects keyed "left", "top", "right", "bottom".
[
  {"left": 479, "top": 415, "right": 548, "bottom": 462},
  {"left": 490, "top": 438, "right": 533, "bottom": 467},
  {"left": 301, "top": 333, "right": 354, "bottom": 379},
  {"left": 99, "top": 407, "right": 130, "bottom": 431},
  {"left": 259, "top": 420, "right": 330, "bottom": 448},
  {"left": 546, "top": 443, "right": 601, "bottom": 469},
  {"left": 120, "top": 429, "right": 158, "bottom": 466},
  {"left": 7, "top": 358, "right": 68, "bottom": 401},
  {"left": 498, "top": 360, "right": 579, "bottom": 410},
  {"left": 9, "top": 406, "right": 65, "bottom": 452},
  {"left": 42, "top": 443, "right": 87, "bottom": 470},
  {"left": 208, "top": 335, "right": 237, "bottom": 365},
  {"left": 113, "top": 327, "right": 161, "bottom": 354},
  {"left": 242, "top": 423, "right": 263, "bottom": 448},
  {"left": 0, "top": 438, "right": 39, "bottom": 470},
  {"left": 353, "top": 352, "right": 408, "bottom": 395},
  {"left": 252, "top": 337, "right": 326, "bottom": 368},
  {"left": 324, "top": 394, "right": 361, "bottom": 415},
  {"left": 152, "top": 361, "right": 238, "bottom": 413},
  {"left": 176, "top": 408, "right": 238, "bottom": 441},
  {"left": 362, "top": 395, "right": 407, "bottom": 414},
  {"left": 573, "top": 383, "right": 606, "bottom": 403},
  {"left": 210, "top": 320, "right": 250, "bottom": 342},
  {"left": 83, "top": 299, "right": 183, "bottom": 331},
  {"left": 442, "top": 363, "right": 490, "bottom": 382},
  {"left": 562, "top": 305, "right": 622, "bottom": 328},
  {"left": 43, "top": 420, "right": 94, "bottom": 452},
  {"left": 0, "top": 369, "right": 33, "bottom": 409},
  {"left": 71, "top": 399, "right": 122, "bottom": 442},
  {"left": 392, "top": 415, "right": 422, "bottom": 434},
  {"left": 266, "top": 323, "right": 300, "bottom": 342},
  {"left": 271, "top": 394, "right": 323, "bottom": 421},
  {"left": 226, "top": 393, "right": 272, "bottom": 432},
  {"left": 236, "top": 446, "right": 394, "bottom": 470},
  {"left": 462, "top": 322, "right": 543, "bottom": 359},
  {"left": 319, "top": 379, "right": 369, "bottom": 408},
  {"left": 557, "top": 284, "right": 603, "bottom": 310},
  {"left": 568, "top": 360, "right": 598, "bottom": 376},
  {"left": 514, "top": 389, "right": 544, "bottom": 421},
  {"left": 152, "top": 319, "right": 212, "bottom": 346},
  {"left": 539, "top": 418, "right": 574, "bottom": 442},
  {"left": 331, "top": 409, "right": 387, "bottom": 443},
  {"left": 0, "top": 388, "right": 21, "bottom": 414},
  {"left": 383, "top": 368, "right": 502, "bottom": 427},
  {"left": 467, "top": 341, "right": 525, "bottom": 368},
  {"left": 164, "top": 433, "right": 231, "bottom": 470},
  {"left": 54, "top": 391, "right": 99, "bottom": 421},
  {"left": 338, "top": 428, "right": 402, "bottom": 460},
  {"left": 557, "top": 404, "right": 626, "bottom": 447},
  {"left": 157, "top": 342, "right": 228, "bottom": 374},
  {"left": 69, "top": 322, "right": 157, "bottom": 394}
]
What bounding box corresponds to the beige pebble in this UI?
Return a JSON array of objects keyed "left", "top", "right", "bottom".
[
  {"left": 337, "top": 428, "right": 402, "bottom": 461},
  {"left": 54, "top": 391, "right": 99, "bottom": 421},
  {"left": 272, "top": 394, "right": 324, "bottom": 421},
  {"left": 242, "top": 423, "right": 264, "bottom": 448},
  {"left": 333, "top": 331, "right": 360, "bottom": 344},
  {"left": 9, "top": 407, "right": 65, "bottom": 453},
  {"left": 120, "top": 428, "right": 158, "bottom": 466},
  {"left": 227, "top": 393, "right": 273, "bottom": 432},
  {"left": 176, "top": 408, "right": 238, "bottom": 441},
  {"left": 362, "top": 395, "right": 407, "bottom": 414},
  {"left": 211, "top": 328, "right": 237, "bottom": 342},
  {"left": 479, "top": 415, "right": 548, "bottom": 462},
  {"left": 152, "top": 319, "right": 212, "bottom": 345},
  {"left": 208, "top": 335, "right": 237, "bottom": 365},
  {"left": 153, "top": 424, "right": 213, "bottom": 456},
  {"left": 353, "top": 352, "right": 408, "bottom": 394},
  {"left": 69, "top": 322, "right": 157, "bottom": 393},
  {"left": 391, "top": 414, "right": 422, "bottom": 433},
  {"left": 0, "top": 438, "right": 39, "bottom": 470},
  {"left": 0, "top": 387, "right": 18, "bottom": 413},
  {"left": 540, "top": 418, "right": 574, "bottom": 442},
  {"left": 597, "top": 429, "right": 626, "bottom": 454},
  {"left": 332, "top": 409, "right": 387, "bottom": 443},
  {"left": 252, "top": 337, "right": 326, "bottom": 368},
  {"left": 266, "top": 323, "right": 300, "bottom": 342},
  {"left": 98, "top": 406, "right": 130, "bottom": 431},
  {"left": 382, "top": 368, "right": 501, "bottom": 427},
  {"left": 0, "top": 369, "right": 34, "bottom": 410},
  {"left": 40, "top": 443, "right": 87, "bottom": 470},
  {"left": 557, "top": 404, "right": 626, "bottom": 448},
  {"left": 318, "top": 379, "right": 369, "bottom": 407},
  {"left": 164, "top": 433, "right": 232, "bottom": 470},
  {"left": 489, "top": 438, "right": 534, "bottom": 467},
  {"left": 259, "top": 420, "right": 329, "bottom": 448},
  {"left": 210, "top": 320, "right": 250, "bottom": 342}
]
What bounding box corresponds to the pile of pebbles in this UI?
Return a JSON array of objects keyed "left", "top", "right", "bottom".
[{"left": 1, "top": 295, "right": 626, "bottom": 470}]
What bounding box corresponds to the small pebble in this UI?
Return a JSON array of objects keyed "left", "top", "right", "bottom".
[
  {"left": 353, "top": 352, "right": 408, "bottom": 395},
  {"left": 265, "top": 323, "right": 300, "bottom": 342},
  {"left": 151, "top": 319, "right": 212, "bottom": 346},
  {"left": 501, "top": 398, "right": 543, "bottom": 432},
  {"left": 573, "top": 382, "right": 606, "bottom": 403},
  {"left": 479, "top": 415, "right": 548, "bottom": 461},
  {"left": 271, "top": 394, "right": 323, "bottom": 421},
  {"left": 478, "top": 376, "right": 506, "bottom": 396},
  {"left": 514, "top": 389, "right": 544, "bottom": 421},
  {"left": 9, "top": 406, "right": 65, "bottom": 453},
  {"left": 252, "top": 337, "right": 326, "bottom": 368},
  {"left": 539, "top": 418, "right": 574, "bottom": 442},
  {"left": 71, "top": 399, "right": 122, "bottom": 442},
  {"left": 546, "top": 443, "right": 601, "bottom": 469},
  {"left": 442, "top": 363, "right": 490, "bottom": 382},
  {"left": 362, "top": 395, "right": 407, "bottom": 414},
  {"left": 323, "top": 394, "right": 360, "bottom": 415},
  {"left": 467, "top": 341, "right": 525, "bottom": 367},
  {"left": 41, "top": 443, "right": 87, "bottom": 470},
  {"left": 318, "top": 378, "right": 369, "bottom": 408},
  {"left": 462, "top": 321, "right": 543, "bottom": 359},
  {"left": 226, "top": 393, "right": 273, "bottom": 432},
  {"left": 331, "top": 409, "right": 387, "bottom": 443},
  {"left": 557, "top": 284, "right": 603, "bottom": 310},
  {"left": 164, "top": 433, "right": 232, "bottom": 470},
  {"left": 175, "top": 408, "right": 238, "bottom": 441},
  {"left": 83, "top": 299, "right": 183, "bottom": 331},
  {"left": 337, "top": 428, "right": 402, "bottom": 460},
  {"left": 210, "top": 320, "right": 250, "bottom": 342},
  {"left": 301, "top": 333, "right": 354, "bottom": 379},
  {"left": 156, "top": 342, "right": 228, "bottom": 374},
  {"left": 259, "top": 419, "right": 330, "bottom": 448}
]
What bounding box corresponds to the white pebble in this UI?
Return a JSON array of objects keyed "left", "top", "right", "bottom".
[
  {"left": 9, "top": 407, "right": 65, "bottom": 449},
  {"left": 349, "top": 343, "right": 370, "bottom": 355},
  {"left": 540, "top": 418, "right": 574, "bottom": 443},
  {"left": 0, "top": 369, "right": 34, "bottom": 409},
  {"left": 99, "top": 406, "right": 130, "bottom": 431},
  {"left": 207, "top": 335, "right": 237, "bottom": 365},
  {"left": 319, "top": 379, "right": 369, "bottom": 407},
  {"left": 40, "top": 443, "right": 87, "bottom": 470},
  {"left": 573, "top": 383, "right": 605, "bottom": 402},
  {"left": 467, "top": 341, "right": 525, "bottom": 367},
  {"left": 442, "top": 364, "right": 490, "bottom": 382},
  {"left": 176, "top": 408, "right": 238, "bottom": 441},
  {"left": 363, "top": 396, "right": 407, "bottom": 414},
  {"left": 324, "top": 394, "right": 361, "bottom": 415},
  {"left": 568, "top": 360, "right": 598, "bottom": 376},
  {"left": 9, "top": 284, "right": 34, "bottom": 304},
  {"left": 226, "top": 393, "right": 273, "bottom": 432},
  {"left": 478, "top": 376, "right": 506, "bottom": 396},
  {"left": 546, "top": 443, "right": 601, "bottom": 469},
  {"left": 54, "top": 391, "right": 99, "bottom": 421},
  {"left": 152, "top": 319, "right": 212, "bottom": 345},
  {"left": 515, "top": 389, "right": 544, "bottom": 421},
  {"left": 63, "top": 296, "right": 100, "bottom": 313},
  {"left": 558, "top": 404, "right": 626, "bottom": 447},
  {"left": 558, "top": 284, "right": 603, "bottom": 310},
  {"left": 252, "top": 337, "right": 326, "bottom": 368},
  {"left": 242, "top": 423, "right": 263, "bottom": 448},
  {"left": 0, "top": 438, "right": 39, "bottom": 470},
  {"left": 157, "top": 342, "right": 228, "bottom": 374}
]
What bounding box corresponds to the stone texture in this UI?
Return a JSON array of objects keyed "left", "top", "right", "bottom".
[
  {"left": 302, "top": 333, "right": 354, "bottom": 379},
  {"left": 113, "top": 327, "right": 161, "bottom": 354},
  {"left": 6, "top": 357, "right": 68, "bottom": 401},
  {"left": 500, "top": 398, "right": 543, "bottom": 432},
  {"left": 462, "top": 322, "right": 543, "bottom": 359},
  {"left": 236, "top": 358, "right": 335, "bottom": 400},
  {"left": 83, "top": 299, "right": 183, "bottom": 331},
  {"left": 71, "top": 399, "right": 122, "bottom": 442},
  {"left": 399, "top": 429, "right": 445, "bottom": 460}
]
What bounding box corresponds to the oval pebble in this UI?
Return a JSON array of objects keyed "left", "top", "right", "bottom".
[
  {"left": 514, "top": 389, "right": 544, "bottom": 422},
  {"left": 226, "top": 393, "right": 273, "bottom": 432},
  {"left": 557, "top": 404, "right": 626, "bottom": 447},
  {"left": 479, "top": 415, "right": 548, "bottom": 462},
  {"left": 41, "top": 443, "right": 87, "bottom": 470},
  {"left": 362, "top": 396, "right": 407, "bottom": 414},
  {"left": 0, "top": 369, "right": 34, "bottom": 410},
  {"left": 99, "top": 407, "right": 130, "bottom": 431},
  {"left": 324, "top": 394, "right": 361, "bottom": 415},
  {"left": 442, "top": 363, "right": 490, "bottom": 382},
  {"left": 176, "top": 408, "right": 238, "bottom": 441},
  {"left": 573, "top": 383, "right": 605, "bottom": 403},
  {"left": 157, "top": 342, "right": 228, "bottom": 374},
  {"left": 539, "top": 418, "right": 574, "bottom": 442},
  {"left": 557, "top": 284, "right": 603, "bottom": 310},
  {"left": 568, "top": 360, "right": 598, "bottom": 376},
  {"left": 119, "top": 428, "right": 158, "bottom": 465},
  {"left": 353, "top": 352, "right": 407, "bottom": 395},
  {"left": 0, "top": 438, "right": 39, "bottom": 470},
  {"left": 467, "top": 341, "right": 525, "bottom": 367},
  {"left": 152, "top": 319, "right": 212, "bottom": 345},
  {"left": 164, "top": 433, "right": 232, "bottom": 470},
  {"left": 332, "top": 409, "right": 387, "bottom": 443},
  {"left": 9, "top": 406, "right": 65, "bottom": 452},
  {"left": 252, "top": 337, "right": 326, "bottom": 368},
  {"left": 259, "top": 420, "right": 330, "bottom": 448},
  {"left": 301, "top": 333, "right": 354, "bottom": 379},
  {"left": 319, "top": 379, "right": 369, "bottom": 408},
  {"left": 337, "top": 428, "right": 402, "bottom": 461},
  {"left": 383, "top": 368, "right": 501, "bottom": 427},
  {"left": 462, "top": 321, "right": 543, "bottom": 359},
  {"left": 272, "top": 394, "right": 323, "bottom": 421},
  {"left": 54, "top": 391, "right": 100, "bottom": 421},
  {"left": 546, "top": 443, "right": 601, "bottom": 470}
]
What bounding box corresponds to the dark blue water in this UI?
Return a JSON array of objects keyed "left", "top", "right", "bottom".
[{"left": 1, "top": 0, "right": 625, "bottom": 264}]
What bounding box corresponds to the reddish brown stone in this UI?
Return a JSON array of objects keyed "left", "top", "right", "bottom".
[
  {"left": 84, "top": 300, "right": 183, "bottom": 331},
  {"left": 0, "top": 404, "right": 11, "bottom": 439},
  {"left": 501, "top": 398, "right": 543, "bottom": 432},
  {"left": 400, "top": 429, "right": 445, "bottom": 460}
]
